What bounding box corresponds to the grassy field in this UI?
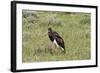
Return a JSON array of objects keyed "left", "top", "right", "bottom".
[{"left": 22, "top": 10, "right": 91, "bottom": 63}]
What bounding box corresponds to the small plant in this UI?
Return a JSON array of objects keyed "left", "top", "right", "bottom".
[
  {"left": 79, "top": 14, "right": 91, "bottom": 25},
  {"left": 47, "top": 15, "right": 63, "bottom": 26}
]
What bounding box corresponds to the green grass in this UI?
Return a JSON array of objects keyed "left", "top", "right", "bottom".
[{"left": 22, "top": 10, "right": 91, "bottom": 63}]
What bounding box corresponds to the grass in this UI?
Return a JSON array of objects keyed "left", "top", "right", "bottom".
[{"left": 22, "top": 10, "right": 91, "bottom": 63}]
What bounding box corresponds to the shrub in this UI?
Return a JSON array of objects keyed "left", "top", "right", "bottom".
[
  {"left": 47, "top": 15, "right": 63, "bottom": 26},
  {"left": 79, "top": 14, "right": 90, "bottom": 25},
  {"left": 22, "top": 10, "right": 39, "bottom": 24}
]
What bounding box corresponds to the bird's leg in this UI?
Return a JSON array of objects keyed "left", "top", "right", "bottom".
[
  {"left": 54, "top": 44, "right": 59, "bottom": 55},
  {"left": 48, "top": 42, "right": 53, "bottom": 49},
  {"left": 51, "top": 42, "right": 54, "bottom": 49},
  {"left": 48, "top": 42, "right": 54, "bottom": 54},
  {"left": 54, "top": 43, "right": 56, "bottom": 49}
]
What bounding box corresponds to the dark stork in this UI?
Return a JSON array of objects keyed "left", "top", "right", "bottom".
[{"left": 48, "top": 28, "right": 65, "bottom": 53}]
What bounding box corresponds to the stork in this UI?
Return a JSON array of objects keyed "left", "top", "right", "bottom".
[{"left": 48, "top": 28, "right": 65, "bottom": 53}]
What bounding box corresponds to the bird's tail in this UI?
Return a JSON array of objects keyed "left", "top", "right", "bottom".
[{"left": 61, "top": 47, "right": 66, "bottom": 54}]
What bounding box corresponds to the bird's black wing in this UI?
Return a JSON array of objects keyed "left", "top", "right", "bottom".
[
  {"left": 53, "top": 31, "right": 65, "bottom": 49},
  {"left": 53, "top": 31, "right": 59, "bottom": 35},
  {"left": 55, "top": 35, "right": 65, "bottom": 49}
]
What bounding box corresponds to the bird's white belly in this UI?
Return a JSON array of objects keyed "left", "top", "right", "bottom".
[{"left": 53, "top": 39, "right": 59, "bottom": 47}]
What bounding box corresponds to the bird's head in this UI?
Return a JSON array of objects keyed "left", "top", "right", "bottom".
[{"left": 48, "top": 28, "right": 52, "bottom": 32}]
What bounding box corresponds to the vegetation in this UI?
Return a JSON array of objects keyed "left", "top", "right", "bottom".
[{"left": 22, "top": 10, "right": 91, "bottom": 63}]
